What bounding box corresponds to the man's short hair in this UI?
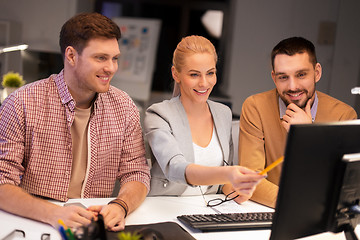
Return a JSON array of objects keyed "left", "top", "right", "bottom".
[
  {"left": 59, "top": 12, "right": 121, "bottom": 58},
  {"left": 271, "top": 37, "right": 317, "bottom": 69}
]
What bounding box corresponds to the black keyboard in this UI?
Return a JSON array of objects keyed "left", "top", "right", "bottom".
[{"left": 177, "top": 212, "right": 273, "bottom": 231}]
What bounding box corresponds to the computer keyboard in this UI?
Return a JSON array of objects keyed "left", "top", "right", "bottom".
[{"left": 177, "top": 212, "right": 273, "bottom": 231}]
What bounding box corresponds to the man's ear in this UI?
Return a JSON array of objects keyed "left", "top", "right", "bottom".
[
  {"left": 65, "top": 46, "right": 77, "bottom": 66},
  {"left": 315, "top": 63, "right": 322, "bottom": 83}
]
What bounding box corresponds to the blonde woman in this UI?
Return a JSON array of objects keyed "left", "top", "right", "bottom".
[{"left": 144, "top": 36, "right": 264, "bottom": 204}]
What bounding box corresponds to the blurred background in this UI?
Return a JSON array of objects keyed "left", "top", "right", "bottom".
[{"left": 0, "top": 0, "right": 359, "bottom": 117}]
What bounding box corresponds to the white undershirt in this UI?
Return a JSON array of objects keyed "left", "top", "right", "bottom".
[{"left": 182, "top": 128, "right": 224, "bottom": 196}]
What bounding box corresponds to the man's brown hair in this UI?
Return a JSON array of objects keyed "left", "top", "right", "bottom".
[
  {"left": 59, "top": 12, "right": 121, "bottom": 58},
  {"left": 271, "top": 37, "right": 317, "bottom": 69}
]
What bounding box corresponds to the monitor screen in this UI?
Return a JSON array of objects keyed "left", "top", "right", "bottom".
[{"left": 270, "top": 120, "right": 360, "bottom": 240}]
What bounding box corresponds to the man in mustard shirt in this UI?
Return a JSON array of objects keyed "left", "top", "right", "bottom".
[{"left": 238, "top": 36, "right": 357, "bottom": 208}]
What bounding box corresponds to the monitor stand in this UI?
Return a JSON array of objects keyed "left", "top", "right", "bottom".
[
  {"left": 344, "top": 224, "right": 358, "bottom": 240},
  {"left": 335, "top": 155, "right": 360, "bottom": 240}
]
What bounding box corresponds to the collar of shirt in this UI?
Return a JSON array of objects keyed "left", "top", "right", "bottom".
[
  {"left": 54, "top": 69, "right": 100, "bottom": 112},
  {"left": 279, "top": 92, "right": 318, "bottom": 122},
  {"left": 55, "top": 69, "right": 76, "bottom": 111}
]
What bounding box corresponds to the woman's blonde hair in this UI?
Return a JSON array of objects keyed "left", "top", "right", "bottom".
[{"left": 172, "top": 35, "right": 217, "bottom": 97}]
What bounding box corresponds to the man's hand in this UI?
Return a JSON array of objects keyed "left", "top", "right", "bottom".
[
  {"left": 51, "top": 205, "right": 96, "bottom": 229},
  {"left": 281, "top": 99, "right": 312, "bottom": 132},
  {"left": 87, "top": 204, "right": 126, "bottom": 231},
  {"left": 87, "top": 181, "right": 148, "bottom": 232},
  {"left": 0, "top": 184, "right": 97, "bottom": 229}
]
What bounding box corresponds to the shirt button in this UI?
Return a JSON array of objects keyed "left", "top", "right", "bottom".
[{"left": 163, "top": 180, "right": 168, "bottom": 188}]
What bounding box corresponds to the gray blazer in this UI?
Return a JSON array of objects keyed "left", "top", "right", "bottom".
[{"left": 144, "top": 96, "right": 234, "bottom": 196}]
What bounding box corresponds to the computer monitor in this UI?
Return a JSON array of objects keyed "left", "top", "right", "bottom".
[{"left": 270, "top": 121, "right": 360, "bottom": 240}]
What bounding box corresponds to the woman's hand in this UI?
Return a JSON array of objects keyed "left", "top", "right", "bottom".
[{"left": 226, "top": 166, "right": 265, "bottom": 203}]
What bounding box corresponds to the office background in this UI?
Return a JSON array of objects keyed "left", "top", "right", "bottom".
[{"left": 0, "top": 0, "right": 359, "bottom": 116}]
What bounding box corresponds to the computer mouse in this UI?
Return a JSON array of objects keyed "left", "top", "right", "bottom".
[{"left": 137, "top": 227, "right": 164, "bottom": 240}]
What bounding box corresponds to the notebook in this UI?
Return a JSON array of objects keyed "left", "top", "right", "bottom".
[{"left": 106, "top": 221, "right": 196, "bottom": 240}]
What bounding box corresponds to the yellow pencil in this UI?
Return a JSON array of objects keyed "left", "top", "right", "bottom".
[
  {"left": 259, "top": 156, "right": 284, "bottom": 175},
  {"left": 58, "top": 219, "right": 76, "bottom": 240},
  {"left": 58, "top": 219, "right": 67, "bottom": 229}
]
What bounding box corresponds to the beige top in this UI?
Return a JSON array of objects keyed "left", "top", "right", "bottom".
[
  {"left": 68, "top": 106, "right": 92, "bottom": 198},
  {"left": 239, "top": 89, "right": 357, "bottom": 208}
]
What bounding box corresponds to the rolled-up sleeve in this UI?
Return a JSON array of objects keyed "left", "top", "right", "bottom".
[
  {"left": 0, "top": 94, "right": 25, "bottom": 186},
  {"left": 118, "top": 101, "right": 151, "bottom": 192}
]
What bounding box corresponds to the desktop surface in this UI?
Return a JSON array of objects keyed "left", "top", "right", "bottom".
[{"left": 0, "top": 195, "right": 358, "bottom": 240}]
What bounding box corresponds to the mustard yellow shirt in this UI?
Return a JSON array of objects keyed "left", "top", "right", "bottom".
[{"left": 239, "top": 89, "right": 357, "bottom": 208}]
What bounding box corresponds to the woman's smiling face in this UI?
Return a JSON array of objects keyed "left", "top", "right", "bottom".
[{"left": 173, "top": 53, "right": 217, "bottom": 104}]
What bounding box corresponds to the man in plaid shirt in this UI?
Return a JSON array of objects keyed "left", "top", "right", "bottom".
[{"left": 0, "top": 12, "right": 150, "bottom": 231}]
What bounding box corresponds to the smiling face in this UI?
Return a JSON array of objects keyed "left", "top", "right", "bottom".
[
  {"left": 65, "top": 37, "right": 120, "bottom": 108},
  {"left": 73, "top": 37, "right": 120, "bottom": 93},
  {"left": 173, "top": 53, "right": 217, "bottom": 105},
  {"left": 271, "top": 52, "right": 321, "bottom": 109}
]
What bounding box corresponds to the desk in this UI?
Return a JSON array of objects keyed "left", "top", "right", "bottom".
[{"left": 0, "top": 195, "right": 359, "bottom": 240}]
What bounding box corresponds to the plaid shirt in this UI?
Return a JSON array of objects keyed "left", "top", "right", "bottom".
[{"left": 0, "top": 70, "right": 150, "bottom": 201}]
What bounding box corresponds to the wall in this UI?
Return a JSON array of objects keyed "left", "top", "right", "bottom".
[
  {"left": 0, "top": 0, "right": 94, "bottom": 53},
  {"left": 225, "top": 0, "right": 360, "bottom": 115},
  {"left": 329, "top": 0, "right": 360, "bottom": 109},
  {"left": 0, "top": 20, "right": 22, "bottom": 76},
  {"left": 0, "top": 0, "right": 359, "bottom": 116}
]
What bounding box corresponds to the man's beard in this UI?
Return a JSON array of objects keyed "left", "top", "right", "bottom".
[{"left": 280, "top": 89, "right": 314, "bottom": 109}]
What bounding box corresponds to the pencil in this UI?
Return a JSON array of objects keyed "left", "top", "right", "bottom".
[
  {"left": 66, "top": 228, "right": 76, "bottom": 240},
  {"left": 58, "top": 219, "right": 75, "bottom": 240},
  {"left": 58, "top": 219, "right": 67, "bottom": 229},
  {"left": 58, "top": 226, "right": 68, "bottom": 240},
  {"left": 259, "top": 156, "right": 284, "bottom": 175}
]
